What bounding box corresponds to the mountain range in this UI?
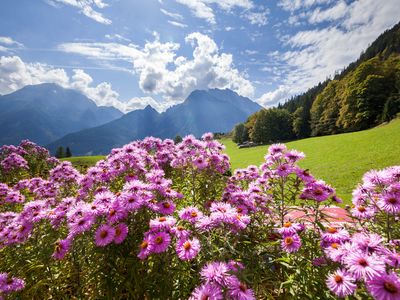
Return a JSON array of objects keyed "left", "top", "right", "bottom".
[
  {"left": 0, "top": 83, "right": 261, "bottom": 155},
  {"left": 0, "top": 83, "right": 123, "bottom": 146},
  {"left": 47, "top": 88, "right": 262, "bottom": 155}
]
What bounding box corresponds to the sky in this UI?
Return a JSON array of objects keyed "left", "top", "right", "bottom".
[{"left": 0, "top": 0, "right": 399, "bottom": 113}]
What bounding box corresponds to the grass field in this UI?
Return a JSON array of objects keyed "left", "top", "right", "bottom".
[
  {"left": 64, "top": 119, "right": 400, "bottom": 204},
  {"left": 222, "top": 119, "right": 400, "bottom": 203}
]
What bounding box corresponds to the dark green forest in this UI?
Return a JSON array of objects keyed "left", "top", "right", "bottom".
[{"left": 232, "top": 22, "right": 400, "bottom": 144}]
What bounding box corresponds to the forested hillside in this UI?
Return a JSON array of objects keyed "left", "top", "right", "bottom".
[{"left": 233, "top": 22, "right": 400, "bottom": 144}]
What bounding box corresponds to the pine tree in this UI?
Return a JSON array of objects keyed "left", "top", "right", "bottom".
[
  {"left": 174, "top": 135, "right": 183, "bottom": 144},
  {"left": 55, "top": 146, "right": 65, "bottom": 158},
  {"left": 65, "top": 147, "right": 72, "bottom": 158}
]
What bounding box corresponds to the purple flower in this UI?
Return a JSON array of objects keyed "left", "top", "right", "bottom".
[
  {"left": 367, "top": 271, "right": 400, "bottom": 300},
  {"left": 52, "top": 238, "right": 72, "bottom": 260},
  {"left": 277, "top": 222, "right": 303, "bottom": 236},
  {"left": 189, "top": 283, "right": 223, "bottom": 300},
  {"left": 351, "top": 205, "right": 376, "bottom": 219},
  {"left": 179, "top": 206, "right": 203, "bottom": 223},
  {"left": 344, "top": 252, "right": 386, "bottom": 280},
  {"left": 148, "top": 231, "right": 171, "bottom": 253},
  {"left": 227, "top": 276, "right": 256, "bottom": 300},
  {"left": 137, "top": 236, "right": 152, "bottom": 260},
  {"left": 0, "top": 273, "right": 25, "bottom": 294},
  {"left": 200, "top": 261, "right": 232, "bottom": 287},
  {"left": 157, "top": 200, "right": 175, "bottom": 215},
  {"left": 281, "top": 234, "right": 301, "bottom": 253},
  {"left": 149, "top": 216, "right": 176, "bottom": 231},
  {"left": 326, "top": 269, "right": 356, "bottom": 298},
  {"left": 176, "top": 238, "right": 201, "bottom": 261},
  {"left": 378, "top": 193, "right": 400, "bottom": 215},
  {"left": 69, "top": 214, "right": 95, "bottom": 236},
  {"left": 94, "top": 224, "right": 116, "bottom": 247},
  {"left": 113, "top": 223, "right": 128, "bottom": 244},
  {"left": 321, "top": 227, "right": 350, "bottom": 243}
]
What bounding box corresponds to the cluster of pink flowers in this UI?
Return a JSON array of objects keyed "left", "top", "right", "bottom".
[
  {"left": 0, "top": 135, "right": 399, "bottom": 299},
  {"left": 0, "top": 273, "right": 25, "bottom": 298},
  {"left": 190, "top": 261, "right": 255, "bottom": 300},
  {"left": 320, "top": 166, "right": 400, "bottom": 299},
  {"left": 0, "top": 140, "right": 58, "bottom": 177},
  {"left": 352, "top": 166, "right": 400, "bottom": 218}
]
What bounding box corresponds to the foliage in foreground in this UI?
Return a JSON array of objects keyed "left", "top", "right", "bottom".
[{"left": 0, "top": 137, "right": 400, "bottom": 299}]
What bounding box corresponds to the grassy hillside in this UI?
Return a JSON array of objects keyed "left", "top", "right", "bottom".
[
  {"left": 63, "top": 119, "right": 400, "bottom": 203},
  {"left": 223, "top": 118, "right": 400, "bottom": 203},
  {"left": 61, "top": 155, "right": 105, "bottom": 170}
]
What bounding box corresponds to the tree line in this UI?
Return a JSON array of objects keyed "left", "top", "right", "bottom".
[
  {"left": 55, "top": 146, "right": 72, "bottom": 158},
  {"left": 233, "top": 22, "right": 400, "bottom": 145}
]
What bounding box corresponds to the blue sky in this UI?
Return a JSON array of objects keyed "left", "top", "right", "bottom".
[{"left": 0, "top": 0, "right": 398, "bottom": 112}]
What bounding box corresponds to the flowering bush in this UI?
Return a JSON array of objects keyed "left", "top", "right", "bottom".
[{"left": 0, "top": 136, "right": 399, "bottom": 299}]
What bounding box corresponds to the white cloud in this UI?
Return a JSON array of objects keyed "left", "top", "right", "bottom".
[
  {"left": 0, "top": 37, "right": 24, "bottom": 48},
  {"left": 243, "top": 9, "right": 269, "bottom": 26},
  {"left": 174, "top": 0, "right": 253, "bottom": 24},
  {"left": 47, "top": 0, "right": 111, "bottom": 24},
  {"left": 0, "top": 55, "right": 163, "bottom": 113},
  {"left": 58, "top": 32, "right": 255, "bottom": 104},
  {"left": 0, "top": 56, "right": 69, "bottom": 94},
  {"left": 278, "top": 0, "right": 333, "bottom": 12},
  {"left": 160, "top": 8, "right": 184, "bottom": 20},
  {"left": 58, "top": 42, "right": 139, "bottom": 62},
  {"left": 257, "top": 86, "right": 292, "bottom": 107},
  {"left": 105, "top": 34, "right": 131, "bottom": 43},
  {"left": 168, "top": 20, "right": 188, "bottom": 28},
  {"left": 308, "top": 1, "right": 348, "bottom": 24},
  {"left": 262, "top": 0, "right": 399, "bottom": 106}
]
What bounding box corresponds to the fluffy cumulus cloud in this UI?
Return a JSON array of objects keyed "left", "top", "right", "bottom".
[
  {"left": 58, "top": 32, "right": 254, "bottom": 104},
  {"left": 0, "top": 56, "right": 69, "bottom": 94},
  {"left": 0, "top": 55, "right": 163, "bottom": 113},
  {"left": 257, "top": 85, "right": 291, "bottom": 107},
  {"left": 258, "top": 0, "right": 399, "bottom": 106},
  {"left": 47, "top": 0, "right": 111, "bottom": 25}
]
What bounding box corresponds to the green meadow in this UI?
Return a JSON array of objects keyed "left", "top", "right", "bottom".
[{"left": 65, "top": 119, "right": 400, "bottom": 204}]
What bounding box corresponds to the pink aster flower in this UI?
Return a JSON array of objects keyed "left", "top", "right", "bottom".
[
  {"left": 189, "top": 283, "right": 223, "bottom": 300},
  {"left": 200, "top": 261, "right": 232, "bottom": 287},
  {"left": 149, "top": 216, "right": 176, "bottom": 231},
  {"left": 367, "top": 271, "right": 400, "bottom": 300},
  {"left": 176, "top": 238, "right": 201, "bottom": 261},
  {"left": 137, "top": 236, "right": 152, "bottom": 260},
  {"left": 179, "top": 206, "right": 203, "bottom": 223},
  {"left": 119, "top": 192, "right": 143, "bottom": 212},
  {"left": 326, "top": 269, "right": 357, "bottom": 298},
  {"left": 277, "top": 222, "right": 303, "bottom": 236},
  {"left": 378, "top": 193, "right": 400, "bottom": 215},
  {"left": 69, "top": 214, "right": 95, "bottom": 236},
  {"left": 157, "top": 200, "right": 176, "bottom": 215},
  {"left": 148, "top": 231, "right": 171, "bottom": 253},
  {"left": 351, "top": 205, "right": 376, "bottom": 219},
  {"left": 281, "top": 234, "right": 301, "bottom": 253},
  {"left": 344, "top": 252, "right": 386, "bottom": 280},
  {"left": 0, "top": 273, "right": 25, "bottom": 294},
  {"left": 52, "top": 238, "right": 72, "bottom": 260},
  {"left": 227, "top": 276, "right": 256, "bottom": 300},
  {"left": 113, "top": 223, "right": 128, "bottom": 244},
  {"left": 193, "top": 156, "right": 208, "bottom": 169},
  {"left": 321, "top": 227, "right": 350, "bottom": 243},
  {"left": 94, "top": 224, "right": 116, "bottom": 247}
]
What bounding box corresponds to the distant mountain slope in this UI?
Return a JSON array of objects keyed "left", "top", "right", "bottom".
[
  {"left": 48, "top": 88, "right": 262, "bottom": 155},
  {"left": 48, "top": 105, "right": 160, "bottom": 155},
  {"left": 0, "top": 83, "right": 123, "bottom": 145}
]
